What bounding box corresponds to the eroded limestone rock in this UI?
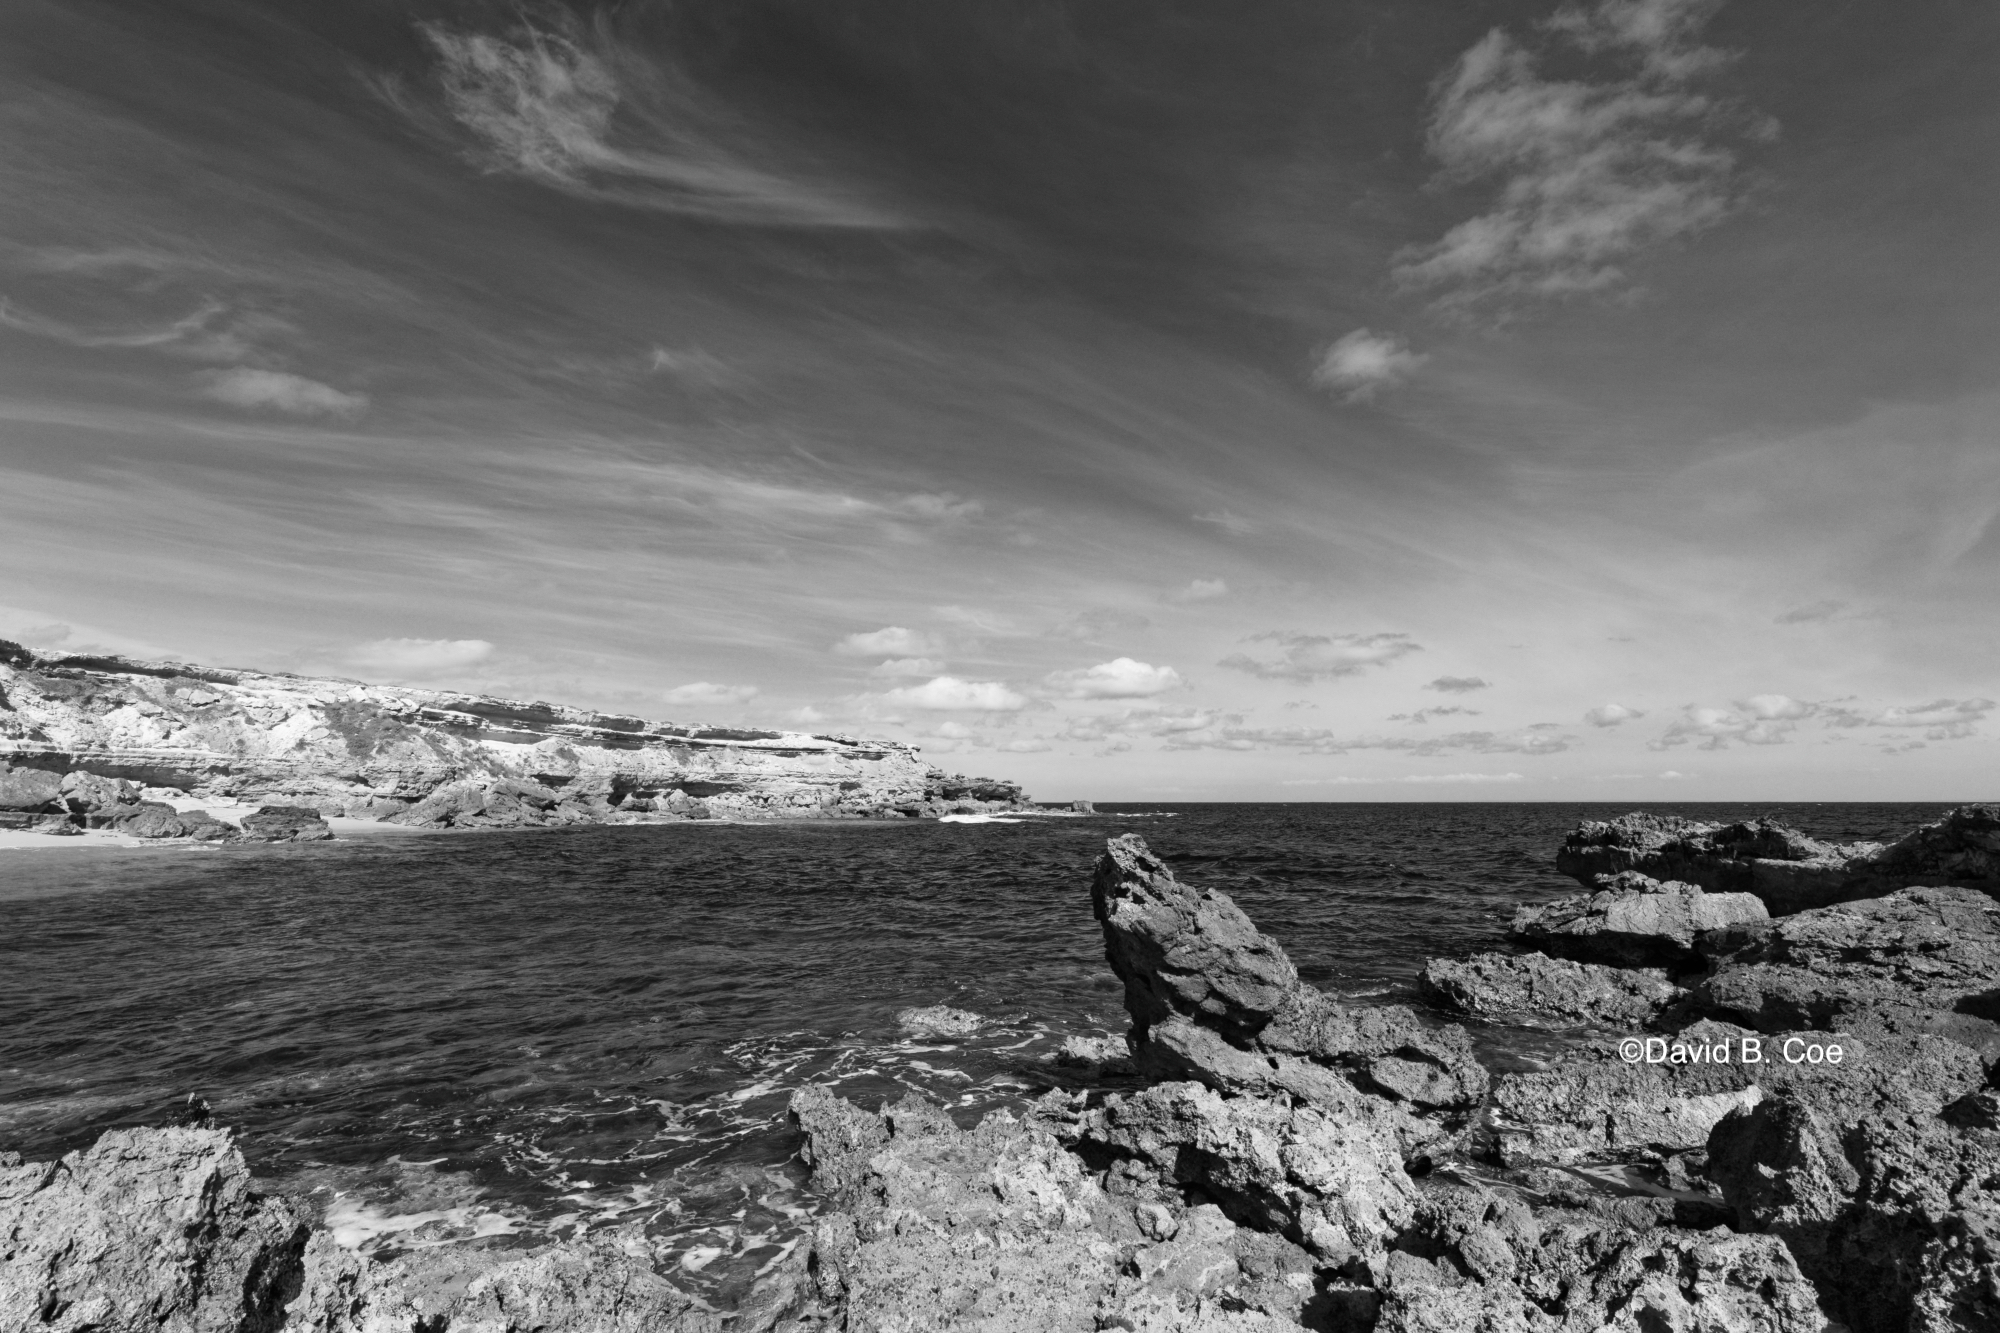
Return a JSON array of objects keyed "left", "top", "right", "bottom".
[
  {"left": 1417, "top": 952, "right": 1683, "bottom": 1027},
  {"left": 1509, "top": 873, "right": 1769, "bottom": 970}
]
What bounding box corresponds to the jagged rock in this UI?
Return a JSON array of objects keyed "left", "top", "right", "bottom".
[
  {"left": 896, "top": 1005, "right": 984, "bottom": 1038},
  {"left": 1091, "top": 835, "right": 1487, "bottom": 1135},
  {"left": 1557, "top": 806, "right": 2000, "bottom": 915},
  {"left": 1510, "top": 873, "right": 1770, "bottom": 970},
  {"left": 1073, "top": 1079, "right": 1418, "bottom": 1267},
  {"left": 1489, "top": 1019, "right": 1984, "bottom": 1167},
  {"left": 1685, "top": 885, "right": 2000, "bottom": 1055},
  {"left": 0, "top": 1125, "right": 311, "bottom": 1333},
  {"left": 0, "top": 764, "right": 63, "bottom": 811},
  {"left": 1707, "top": 1088, "right": 2000, "bottom": 1333},
  {"left": 240, "top": 805, "right": 334, "bottom": 842},
  {"left": 178, "top": 808, "right": 243, "bottom": 842},
  {"left": 1417, "top": 952, "right": 1683, "bottom": 1026}
]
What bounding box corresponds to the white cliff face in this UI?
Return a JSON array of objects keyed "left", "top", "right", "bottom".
[{"left": 0, "top": 650, "right": 1023, "bottom": 823}]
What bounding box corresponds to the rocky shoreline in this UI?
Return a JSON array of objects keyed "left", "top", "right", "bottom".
[
  {"left": 0, "top": 641, "right": 1034, "bottom": 839},
  {"left": 5, "top": 806, "right": 1997, "bottom": 1330}
]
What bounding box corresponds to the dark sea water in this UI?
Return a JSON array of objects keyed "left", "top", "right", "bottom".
[{"left": 0, "top": 802, "right": 1952, "bottom": 1305}]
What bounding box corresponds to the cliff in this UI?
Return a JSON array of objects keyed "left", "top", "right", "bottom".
[{"left": 0, "top": 641, "right": 1030, "bottom": 830}]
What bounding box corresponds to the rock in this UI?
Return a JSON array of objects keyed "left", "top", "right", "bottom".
[
  {"left": 1707, "top": 1088, "right": 2000, "bottom": 1333},
  {"left": 897, "top": 1005, "right": 985, "bottom": 1038},
  {"left": 0, "top": 764, "right": 63, "bottom": 811},
  {"left": 1070, "top": 800, "right": 1096, "bottom": 814},
  {"left": 109, "top": 800, "right": 190, "bottom": 838},
  {"left": 1052, "top": 1034, "right": 1134, "bottom": 1072},
  {"left": 1091, "top": 835, "right": 1488, "bottom": 1133},
  {"left": 240, "top": 805, "right": 334, "bottom": 842},
  {"left": 1489, "top": 1019, "right": 1984, "bottom": 1167},
  {"left": 1417, "top": 951, "right": 1683, "bottom": 1026},
  {"left": 29, "top": 814, "right": 83, "bottom": 836},
  {"left": 58, "top": 770, "right": 139, "bottom": 814},
  {"left": 1074, "top": 1079, "right": 1418, "bottom": 1266},
  {"left": 178, "top": 809, "right": 243, "bottom": 843},
  {"left": 1509, "top": 873, "right": 1770, "bottom": 970},
  {"left": 0, "top": 1125, "right": 311, "bottom": 1333},
  {"left": 1685, "top": 885, "right": 2000, "bottom": 1053},
  {"left": 1556, "top": 806, "right": 2000, "bottom": 915}
]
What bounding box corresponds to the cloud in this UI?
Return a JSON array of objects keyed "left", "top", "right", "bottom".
[
  {"left": 1823, "top": 697, "right": 1995, "bottom": 741},
  {"left": 1173, "top": 579, "right": 1230, "bottom": 602},
  {"left": 870, "top": 657, "right": 946, "bottom": 678},
  {"left": 1424, "top": 675, "right": 1491, "bottom": 693},
  {"left": 879, "top": 676, "right": 1027, "bottom": 712},
  {"left": 835, "top": 626, "right": 945, "bottom": 658},
  {"left": 1774, "top": 600, "right": 1848, "bottom": 624},
  {"left": 1166, "top": 724, "right": 1575, "bottom": 757},
  {"left": 1311, "top": 330, "right": 1427, "bottom": 401},
  {"left": 1056, "top": 708, "right": 1231, "bottom": 746},
  {"left": 345, "top": 637, "right": 494, "bottom": 677},
  {"left": 995, "top": 738, "right": 1053, "bottom": 753},
  {"left": 1192, "top": 511, "right": 1258, "bottom": 536},
  {"left": 1584, "top": 702, "right": 1646, "bottom": 727},
  {"left": 1393, "top": 0, "right": 1760, "bottom": 316},
  {"left": 662, "top": 681, "right": 759, "bottom": 706},
  {"left": 1049, "top": 608, "right": 1153, "bottom": 641},
  {"left": 1390, "top": 706, "right": 1481, "bottom": 724},
  {"left": 1219, "top": 631, "right": 1421, "bottom": 682},
  {"left": 414, "top": 19, "right": 897, "bottom": 228},
  {"left": 203, "top": 369, "right": 368, "bottom": 416},
  {"left": 1653, "top": 694, "right": 1815, "bottom": 749},
  {"left": 1045, "top": 658, "right": 1184, "bottom": 700},
  {"left": 1282, "top": 772, "right": 1526, "bottom": 786}
]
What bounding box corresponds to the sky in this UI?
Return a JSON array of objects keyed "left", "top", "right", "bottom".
[{"left": 2, "top": 0, "right": 1997, "bottom": 802}]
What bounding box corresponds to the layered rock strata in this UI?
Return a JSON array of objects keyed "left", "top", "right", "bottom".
[{"left": 0, "top": 641, "right": 1031, "bottom": 832}]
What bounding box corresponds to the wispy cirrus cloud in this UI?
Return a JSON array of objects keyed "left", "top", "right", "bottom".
[
  {"left": 1824, "top": 697, "right": 1995, "bottom": 742},
  {"left": 203, "top": 368, "right": 368, "bottom": 416},
  {"left": 1390, "top": 706, "right": 1481, "bottom": 724},
  {"left": 1394, "top": 0, "right": 1765, "bottom": 317},
  {"left": 1219, "top": 631, "right": 1420, "bottom": 682},
  {"left": 411, "top": 18, "right": 900, "bottom": 228},
  {"left": 344, "top": 637, "right": 494, "bottom": 678},
  {"left": 663, "top": 681, "right": 758, "bottom": 706},
  {"left": 1283, "top": 772, "right": 1526, "bottom": 787},
  {"left": 833, "top": 627, "right": 946, "bottom": 658}
]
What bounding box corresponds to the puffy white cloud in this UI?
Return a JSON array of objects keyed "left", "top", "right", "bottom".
[
  {"left": 204, "top": 368, "right": 367, "bottom": 416},
  {"left": 1584, "top": 702, "right": 1646, "bottom": 727},
  {"left": 663, "top": 681, "right": 759, "bottom": 706},
  {"left": 1311, "top": 330, "right": 1427, "bottom": 401},
  {"left": 345, "top": 637, "right": 493, "bottom": 677},
  {"left": 1045, "top": 657, "right": 1184, "bottom": 700},
  {"left": 871, "top": 657, "right": 946, "bottom": 678},
  {"left": 1825, "top": 697, "right": 1995, "bottom": 741},
  {"left": 834, "top": 626, "right": 944, "bottom": 658},
  {"left": 1425, "top": 675, "right": 1491, "bottom": 694},
  {"left": 879, "top": 676, "right": 1027, "bottom": 712},
  {"left": 1219, "top": 631, "right": 1421, "bottom": 682},
  {"left": 1393, "top": 0, "right": 1759, "bottom": 316},
  {"left": 1654, "top": 695, "right": 1815, "bottom": 749}
]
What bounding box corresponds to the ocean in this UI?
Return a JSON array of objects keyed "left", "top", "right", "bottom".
[{"left": 0, "top": 802, "right": 1953, "bottom": 1307}]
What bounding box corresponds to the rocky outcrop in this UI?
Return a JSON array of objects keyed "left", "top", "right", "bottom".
[
  {"left": 1416, "top": 952, "right": 1683, "bottom": 1027},
  {"left": 1707, "top": 1089, "right": 2000, "bottom": 1333},
  {"left": 0, "top": 1124, "right": 722, "bottom": 1333},
  {"left": 1091, "top": 833, "right": 1487, "bottom": 1147},
  {"left": 1556, "top": 807, "right": 2000, "bottom": 915},
  {"left": 0, "top": 641, "right": 1032, "bottom": 831},
  {"left": 1510, "top": 872, "right": 1770, "bottom": 970},
  {"left": 1681, "top": 884, "right": 2000, "bottom": 1057}
]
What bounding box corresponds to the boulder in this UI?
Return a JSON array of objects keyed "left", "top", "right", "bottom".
[
  {"left": 240, "top": 805, "right": 334, "bottom": 842},
  {"left": 1091, "top": 835, "right": 1487, "bottom": 1133},
  {"left": 897, "top": 1005, "right": 984, "bottom": 1038},
  {"left": 1707, "top": 1088, "right": 2000, "bottom": 1333},
  {"left": 1417, "top": 951, "right": 1683, "bottom": 1026},
  {"left": 1685, "top": 885, "right": 2000, "bottom": 1054},
  {"left": 0, "top": 764, "right": 63, "bottom": 812},
  {"left": 0, "top": 1125, "right": 311, "bottom": 1333},
  {"left": 58, "top": 770, "right": 139, "bottom": 814},
  {"left": 1557, "top": 806, "right": 2000, "bottom": 915},
  {"left": 1510, "top": 873, "right": 1769, "bottom": 970},
  {"left": 109, "top": 800, "right": 190, "bottom": 838},
  {"left": 177, "top": 808, "right": 242, "bottom": 843}
]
